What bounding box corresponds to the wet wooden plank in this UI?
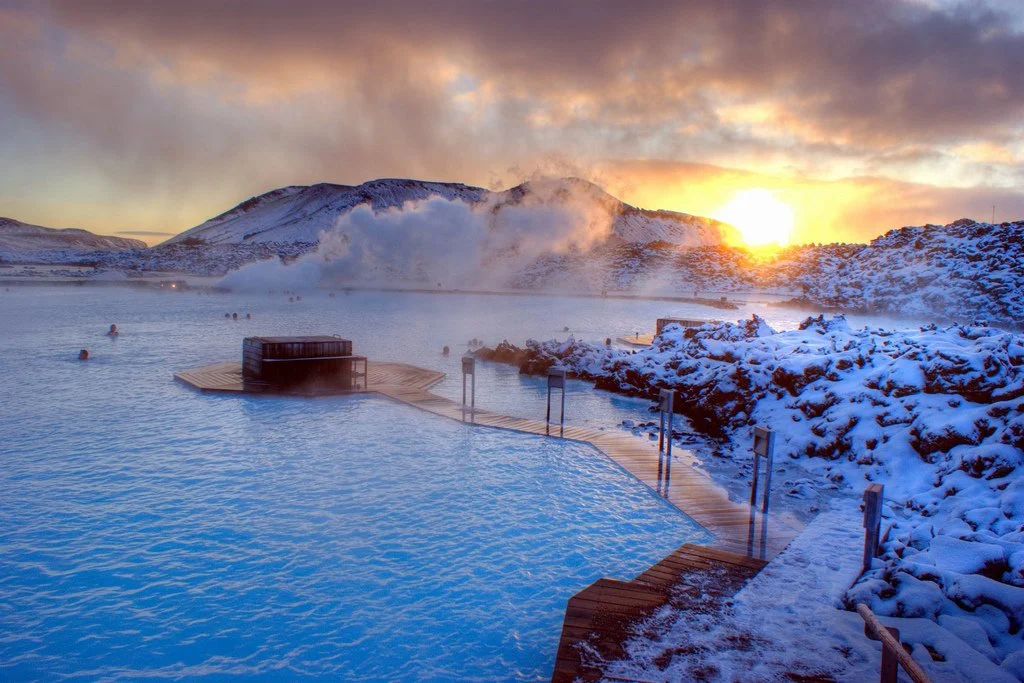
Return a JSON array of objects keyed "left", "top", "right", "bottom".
[{"left": 551, "top": 545, "right": 767, "bottom": 683}]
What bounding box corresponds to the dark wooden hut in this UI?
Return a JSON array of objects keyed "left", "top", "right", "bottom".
[{"left": 242, "top": 336, "right": 366, "bottom": 391}]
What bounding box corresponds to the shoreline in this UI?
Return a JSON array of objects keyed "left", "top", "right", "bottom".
[
  {"left": 4, "top": 274, "right": 1018, "bottom": 331},
  {"left": 0, "top": 274, "right": 812, "bottom": 311}
]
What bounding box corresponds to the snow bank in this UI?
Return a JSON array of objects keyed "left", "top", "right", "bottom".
[
  {"left": 478, "top": 315, "right": 1024, "bottom": 671},
  {"left": 604, "top": 510, "right": 1018, "bottom": 681}
]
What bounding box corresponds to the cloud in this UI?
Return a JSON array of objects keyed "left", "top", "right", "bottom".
[
  {"left": 35, "top": 0, "right": 1024, "bottom": 145},
  {"left": 597, "top": 159, "right": 1024, "bottom": 244},
  {"left": 1, "top": 1, "right": 1023, "bottom": 242}
]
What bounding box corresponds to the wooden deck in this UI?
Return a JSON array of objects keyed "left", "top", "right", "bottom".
[
  {"left": 617, "top": 334, "right": 655, "bottom": 348},
  {"left": 174, "top": 361, "right": 445, "bottom": 395},
  {"left": 551, "top": 544, "right": 767, "bottom": 683}
]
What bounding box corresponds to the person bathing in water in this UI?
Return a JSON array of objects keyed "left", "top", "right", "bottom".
[{"left": 107, "top": 324, "right": 119, "bottom": 337}]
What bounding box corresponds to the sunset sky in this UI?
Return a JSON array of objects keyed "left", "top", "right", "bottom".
[{"left": 2, "top": 0, "right": 1023, "bottom": 245}]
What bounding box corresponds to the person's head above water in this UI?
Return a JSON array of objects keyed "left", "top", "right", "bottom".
[
  {"left": 78, "top": 349, "right": 89, "bottom": 360},
  {"left": 107, "top": 324, "right": 118, "bottom": 336}
]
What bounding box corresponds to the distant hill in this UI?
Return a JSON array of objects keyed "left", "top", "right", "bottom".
[
  {"left": 0, "top": 217, "right": 145, "bottom": 262},
  {"left": 775, "top": 218, "right": 1024, "bottom": 324},
  {"left": 162, "top": 177, "right": 733, "bottom": 247}
]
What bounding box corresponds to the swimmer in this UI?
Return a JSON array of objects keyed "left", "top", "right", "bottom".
[
  {"left": 232, "top": 312, "right": 238, "bottom": 320},
  {"left": 78, "top": 349, "right": 90, "bottom": 360},
  {"left": 107, "top": 324, "right": 119, "bottom": 337},
  {"left": 442, "top": 345, "right": 450, "bottom": 356},
  {"left": 246, "top": 313, "right": 251, "bottom": 319}
]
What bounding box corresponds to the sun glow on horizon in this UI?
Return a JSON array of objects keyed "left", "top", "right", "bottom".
[{"left": 713, "top": 189, "right": 795, "bottom": 247}]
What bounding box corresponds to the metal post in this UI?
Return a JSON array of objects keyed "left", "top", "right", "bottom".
[
  {"left": 547, "top": 367, "right": 566, "bottom": 433},
  {"left": 658, "top": 406, "right": 665, "bottom": 451},
  {"left": 560, "top": 383, "right": 565, "bottom": 428},
  {"left": 658, "top": 388, "right": 675, "bottom": 456},
  {"left": 751, "top": 426, "right": 775, "bottom": 514},
  {"left": 863, "top": 483, "right": 884, "bottom": 572},
  {"left": 546, "top": 385, "right": 551, "bottom": 425},
  {"left": 461, "top": 355, "right": 475, "bottom": 414}
]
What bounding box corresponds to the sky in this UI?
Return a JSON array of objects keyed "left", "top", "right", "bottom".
[{"left": 1, "top": 0, "right": 1023, "bottom": 246}]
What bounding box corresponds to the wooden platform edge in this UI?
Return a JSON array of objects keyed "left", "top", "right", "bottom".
[
  {"left": 173, "top": 361, "right": 445, "bottom": 396},
  {"left": 551, "top": 543, "right": 767, "bottom": 683}
]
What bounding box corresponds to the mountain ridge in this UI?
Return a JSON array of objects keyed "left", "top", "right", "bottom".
[
  {"left": 162, "top": 176, "right": 733, "bottom": 248},
  {"left": 0, "top": 217, "right": 145, "bottom": 259}
]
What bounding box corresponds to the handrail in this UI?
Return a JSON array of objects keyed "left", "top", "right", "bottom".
[{"left": 856, "top": 603, "right": 932, "bottom": 683}]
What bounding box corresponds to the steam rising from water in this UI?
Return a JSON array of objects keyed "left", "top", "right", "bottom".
[{"left": 219, "top": 181, "right": 616, "bottom": 291}]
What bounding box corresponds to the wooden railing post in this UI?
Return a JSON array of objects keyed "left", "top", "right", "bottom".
[
  {"left": 862, "top": 483, "right": 884, "bottom": 572},
  {"left": 857, "top": 603, "right": 931, "bottom": 683},
  {"left": 881, "top": 628, "right": 900, "bottom": 683}
]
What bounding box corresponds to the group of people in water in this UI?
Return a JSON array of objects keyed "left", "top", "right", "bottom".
[
  {"left": 79, "top": 324, "right": 119, "bottom": 360},
  {"left": 224, "top": 312, "right": 252, "bottom": 320}
]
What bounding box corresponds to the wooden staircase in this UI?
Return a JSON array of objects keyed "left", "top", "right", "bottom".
[{"left": 552, "top": 543, "right": 767, "bottom": 683}]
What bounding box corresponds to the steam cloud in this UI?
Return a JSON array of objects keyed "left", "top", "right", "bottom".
[{"left": 219, "top": 180, "right": 617, "bottom": 292}]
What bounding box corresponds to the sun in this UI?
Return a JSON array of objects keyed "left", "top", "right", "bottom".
[{"left": 714, "top": 189, "right": 794, "bottom": 247}]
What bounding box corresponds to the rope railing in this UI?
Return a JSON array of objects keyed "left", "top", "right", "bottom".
[{"left": 856, "top": 603, "right": 932, "bottom": 683}]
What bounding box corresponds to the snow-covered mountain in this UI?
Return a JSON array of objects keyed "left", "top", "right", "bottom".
[
  {"left": 162, "top": 177, "right": 732, "bottom": 247},
  {"left": 0, "top": 217, "right": 145, "bottom": 261}
]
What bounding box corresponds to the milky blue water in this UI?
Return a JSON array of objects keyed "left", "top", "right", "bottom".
[{"left": 0, "top": 287, "right": 719, "bottom": 681}]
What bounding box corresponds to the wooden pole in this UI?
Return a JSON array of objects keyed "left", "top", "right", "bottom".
[{"left": 863, "top": 483, "right": 884, "bottom": 572}]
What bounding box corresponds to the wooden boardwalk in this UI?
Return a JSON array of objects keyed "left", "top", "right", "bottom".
[
  {"left": 373, "top": 383, "right": 798, "bottom": 557},
  {"left": 617, "top": 334, "right": 655, "bottom": 348},
  {"left": 177, "top": 359, "right": 797, "bottom": 555},
  {"left": 552, "top": 544, "right": 767, "bottom": 683}
]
